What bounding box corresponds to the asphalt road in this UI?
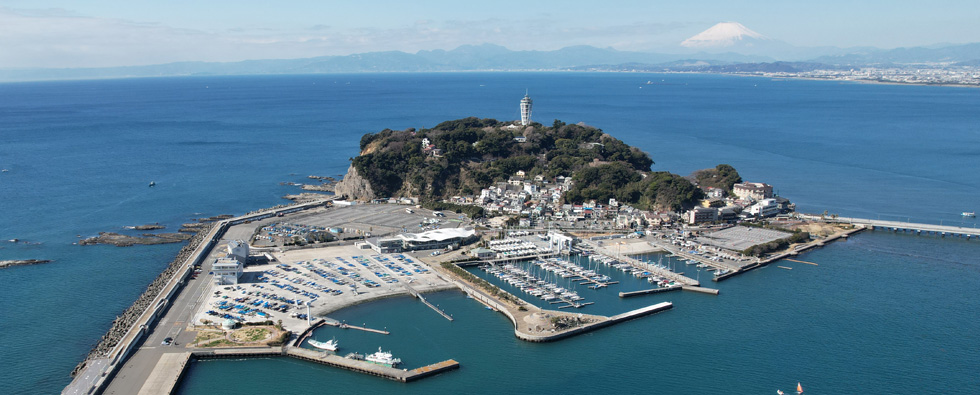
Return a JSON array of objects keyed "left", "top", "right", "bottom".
[{"left": 101, "top": 229, "right": 232, "bottom": 395}]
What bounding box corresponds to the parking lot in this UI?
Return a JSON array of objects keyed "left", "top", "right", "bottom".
[
  {"left": 192, "top": 245, "right": 453, "bottom": 333},
  {"left": 283, "top": 204, "right": 466, "bottom": 238},
  {"left": 696, "top": 226, "right": 792, "bottom": 251}
]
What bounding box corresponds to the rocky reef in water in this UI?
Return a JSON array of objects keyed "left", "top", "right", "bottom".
[{"left": 0, "top": 259, "right": 52, "bottom": 269}]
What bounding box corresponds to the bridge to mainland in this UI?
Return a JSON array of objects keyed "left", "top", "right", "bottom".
[{"left": 801, "top": 215, "right": 980, "bottom": 238}]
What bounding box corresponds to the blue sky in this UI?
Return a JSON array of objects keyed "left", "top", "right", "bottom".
[{"left": 2, "top": 0, "right": 978, "bottom": 68}]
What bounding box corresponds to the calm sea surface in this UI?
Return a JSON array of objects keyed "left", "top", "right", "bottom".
[{"left": 0, "top": 73, "right": 977, "bottom": 394}]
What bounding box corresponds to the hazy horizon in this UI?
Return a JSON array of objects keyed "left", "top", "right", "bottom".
[{"left": 2, "top": 0, "right": 980, "bottom": 69}]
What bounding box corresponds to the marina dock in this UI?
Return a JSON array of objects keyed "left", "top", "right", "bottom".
[
  {"left": 406, "top": 284, "right": 454, "bottom": 321},
  {"left": 322, "top": 320, "right": 390, "bottom": 335},
  {"left": 681, "top": 286, "right": 720, "bottom": 295},
  {"left": 581, "top": 240, "right": 699, "bottom": 286},
  {"left": 619, "top": 285, "right": 682, "bottom": 298},
  {"left": 285, "top": 347, "right": 459, "bottom": 382},
  {"left": 134, "top": 346, "right": 459, "bottom": 390}
]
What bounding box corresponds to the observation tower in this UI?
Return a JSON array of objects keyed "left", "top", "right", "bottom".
[{"left": 520, "top": 91, "right": 533, "bottom": 126}]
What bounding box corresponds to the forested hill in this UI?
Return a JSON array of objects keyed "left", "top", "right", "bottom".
[{"left": 342, "top": 117, "right": 736, "bottom": 212}]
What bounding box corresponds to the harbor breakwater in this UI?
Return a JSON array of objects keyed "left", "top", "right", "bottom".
[
  {"left": 71, "top": 224, "right": 215, "bottom": 376},
  {"left": 66, "top": 199, "right": 332, "bottom": 394}
]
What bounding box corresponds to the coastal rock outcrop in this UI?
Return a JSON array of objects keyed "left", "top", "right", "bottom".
[
  {"left": 130, "top": 224, "right": 165, "bottom": 230},
  {"left": 79, "top": 232, "right": 192, "bottom": 247},
  {"left": 333, "top": 165, "right": 376, "bottom": 201},
  {"left": 0, "top": 259, "right": 52, "bottom": 269},
  {"left": 283, "top": 192, "right": 332, "bottom": 202}
]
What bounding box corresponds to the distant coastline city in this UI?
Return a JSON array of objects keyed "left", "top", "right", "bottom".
[{"left": 4, "top": 21, "right": 980, "bottom": 87}]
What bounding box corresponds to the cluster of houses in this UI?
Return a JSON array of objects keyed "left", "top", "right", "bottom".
[
  {"left": 446, "top": 171, "right": 676, "bottom": 229},
  {"left": 447, "top": 171, "right": 793, "bottom": 229},
  {"left": 449, "top": 170, "right": 568, "bottom": 219}
]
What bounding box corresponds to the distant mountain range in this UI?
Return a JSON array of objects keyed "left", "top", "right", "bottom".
[{"left": 2, "top": 23, "right": 980, "bottom": 82}]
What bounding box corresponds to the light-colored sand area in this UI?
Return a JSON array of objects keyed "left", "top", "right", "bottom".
[
  {"left": 595, "top": 238, "right": 662, "bottom": 255},
  {"left": 191, "top": 244, "right": 455, "bottom": 334}
]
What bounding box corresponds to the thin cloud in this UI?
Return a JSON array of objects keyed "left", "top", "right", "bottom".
[{"left": 0, "top": 7, "right": 692, "bottom": 69}]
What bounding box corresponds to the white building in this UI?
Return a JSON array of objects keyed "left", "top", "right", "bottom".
[
  {"left": 367, "top": 228, "right": 476, "bottom": 253},
  {"left": 213, "top": 257, "right": 243, "bottom": 285},
  {"left": 520, "top": 92, "right": 533, "bottom": 126},
  {"left": 548, "top": 231, "right": 575, "bottom": 252},
  {"left": 226, "top": 240, "right": 249, "bottom": 264},
  {"left": 747, "top": 198, "right": 780, "bottom": 217}
]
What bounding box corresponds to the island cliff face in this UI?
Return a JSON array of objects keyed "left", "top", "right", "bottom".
[
  {"left": 334, "top": 164, "right": 377, "bottom": 201},
  {"left": 336, "top": 117, "right": 724, "bottom": 212}
]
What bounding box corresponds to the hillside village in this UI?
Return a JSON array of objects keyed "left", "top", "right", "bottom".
[{"left": 448, "top": 170, "right": 793, "bottom": 230}]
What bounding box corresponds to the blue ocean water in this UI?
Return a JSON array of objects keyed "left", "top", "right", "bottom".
[{"left": 0, "top": 73, "right": 978, "bottom": 394}]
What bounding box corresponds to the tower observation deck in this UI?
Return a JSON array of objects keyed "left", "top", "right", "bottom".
[{"left": 520, "top": 92, "right": 533, "bottom": 126}]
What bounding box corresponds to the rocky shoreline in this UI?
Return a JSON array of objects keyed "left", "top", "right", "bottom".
[
  {"left": 0, "top": 259, "right": 52, "bottom": 269},
  {"left": 283, "top": 192, "right": 332, "bottom": 202}
]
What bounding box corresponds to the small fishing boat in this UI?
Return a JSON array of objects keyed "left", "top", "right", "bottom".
[
  {"left": 308, "top": 338, "right": 339, "bottom": 351},
  {"left": 963, "top": 211, "right": 976, "bottom": 217},
  {"left": 148, "top": 181, "right": 156, "bottom": 187}
]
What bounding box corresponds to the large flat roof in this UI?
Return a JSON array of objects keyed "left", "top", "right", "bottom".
[{"left": 399, "top": 227, "right": 475, "bottom": 243}]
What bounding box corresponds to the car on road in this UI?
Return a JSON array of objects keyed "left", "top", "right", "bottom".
[{"left": 162, "top": 337, "right": 173, "bottom": 346}]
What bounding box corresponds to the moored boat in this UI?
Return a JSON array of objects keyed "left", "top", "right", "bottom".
[
  {"left": 308, "top": 338, "right": 339, "bottom": 351},
  {"left": 365, "top": 347, "right": 401, "bottom": 367}
]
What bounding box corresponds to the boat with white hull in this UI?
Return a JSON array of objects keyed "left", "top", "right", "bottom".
[
  {"left": 308, "top": 338, "right": 339, "bottom": 352},
  {"left": 365, "top": 347, "right": 401, "bottom": 367}
]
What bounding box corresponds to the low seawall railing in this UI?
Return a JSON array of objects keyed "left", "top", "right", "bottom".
[{"left": 66, "top": 201, "right": 331, "bottom": 395}]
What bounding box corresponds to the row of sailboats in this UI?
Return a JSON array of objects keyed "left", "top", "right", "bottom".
[{"left": 481, "top": 263, "right": 585, "bottom": 304}]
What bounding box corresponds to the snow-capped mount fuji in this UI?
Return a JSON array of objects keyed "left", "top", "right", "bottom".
[
  {"left": 681, "top": 22, "right": 770, "bottom": 48},
  {"left": 676, "top": 21, "right": 810, "bottom": 59}
]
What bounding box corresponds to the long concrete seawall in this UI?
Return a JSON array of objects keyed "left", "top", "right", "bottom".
[
  {"left": 515, "top": 302, "right": 673, "bottom": 342},
  {"left": 64, "top": 200, "right": 330, "bottom": 395},
  {"left": 440, "top": 262, "right": 675, "bottom": 343}
]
